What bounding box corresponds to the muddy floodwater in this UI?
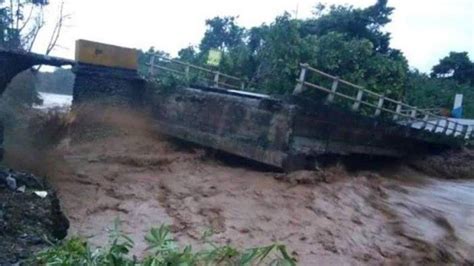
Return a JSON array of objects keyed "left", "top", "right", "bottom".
[
  {"left": 16, "top": 131, "right": 467, "bottom": 265},
  {"left": 386, "top": 177, "right": 474, "bottom": 260},
  {"left": 4, "top": 98, "right": 473, "bottom": 265}
]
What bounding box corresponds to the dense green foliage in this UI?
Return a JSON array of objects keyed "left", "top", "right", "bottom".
[
  {"left": 169, "top": 0, "right": 408, "bottom": 99},
  {"left": 141, "top": 0, "right": 473, "bottom": 118},
  {"left": 406, "top": 53, "right": 474, "bottom": 117},
  {"left": 33, "top": 222, "right": 295, "bottom": 265},
  {"left": 431, "top": 52, "right": 474, "bottom": 86}
]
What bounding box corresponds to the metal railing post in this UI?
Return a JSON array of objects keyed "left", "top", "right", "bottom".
[
  {"left": 421, "top": 114, "right": 429, "bottom": 130},
  {"left": 410, "top": 107, "right": 417, "bottom": 122},
  {"left": 293, "top": 64, "right": 308, "bottom": 95},
  {"left": 442, "top": 119, "right": 450, "bottom": 135},
  {"left": 213, "top": 72, "right": 220, "bottom": 88},
  {"left": 455, "top": 122, "right": 463, "bottom": 136},
  {"left": 431, "top": 117, "right": 441, "bottom": 133},
  {"left": 452, "top": 123, "right": 459, "bottom": 136},
  {"left": 148, "top": 54, "right": 156, "bottom": 76},
  {"left": 352, "top": 89, "right": 364, "bottom": 111},
  {"left": 185, "top": 65, "right": 190, "bottom": 79},
  {"left": 462, "top": 125, "right": 469, "bottom": 139},
  {"left": 326, "top": 77, "right": 339, "bottom": 103},
  {"left": 240, "top": 81, "right": 245, "bottom": 90},
  {"left": 393, "top": 103, "right": 402, "bottom": 120},
  {"left": 374, "top": 96, "right": 385, "bottom": 116}
]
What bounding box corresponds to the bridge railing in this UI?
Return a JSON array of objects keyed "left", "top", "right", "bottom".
[
  {"left": 145, "top": 54, "right": 245, "bottom": 90},
  {"left": 294, "top": 63, "right": 472, "bottom": 140}
]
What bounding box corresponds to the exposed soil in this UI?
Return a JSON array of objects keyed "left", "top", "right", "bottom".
[{"left": 3, "top": 108, "right": 474, "bottom": 265}]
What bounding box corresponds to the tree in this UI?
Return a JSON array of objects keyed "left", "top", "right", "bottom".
[
  {"left": 406, "top": 52, "right": 474, "bottom": 118},
  {"left": 431, "top": 52, "right": 474, "bottom": 86},
  {"left": 245, "top": 13, "right": 304, "bottom": 93},
  {"left": 170, "top": 0, "right": 409, "bottom": 98},
  {"left": 1, "top": 0, "right": 70, "bottom": 109},
  {"left": 199, "top": 16, "right": 245, "bottom": 52},
  {"left": 0, "top": 0, "right": 49, "bottom": 50},
  {"left": 406, "top": 70, "right": 474, "bottom": 118},
  {"left": 301, "top": 0, "right": 394, "bottom": 53},
  {"left": 177, "top": 46, "right": 197, "bottom": 63}
]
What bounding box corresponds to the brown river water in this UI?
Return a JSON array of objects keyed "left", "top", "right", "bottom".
[{"left": 4, "top": 106, "right": 474, "bottom": 265}]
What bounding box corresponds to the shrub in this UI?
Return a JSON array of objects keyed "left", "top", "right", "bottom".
[{"left": 33, "top": 220, "right": 296, "bottom": 265}]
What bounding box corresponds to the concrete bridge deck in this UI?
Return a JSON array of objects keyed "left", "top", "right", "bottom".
[
  {"left": 149, "top": 85, "right": 466, "bottom": 169},
  {"left": 1, "top": 43, "right": 471, "bottom": 170}
]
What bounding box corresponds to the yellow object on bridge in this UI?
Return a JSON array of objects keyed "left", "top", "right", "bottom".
[{"left": 75, "top": 40, "right": 138, "bottom": 70}]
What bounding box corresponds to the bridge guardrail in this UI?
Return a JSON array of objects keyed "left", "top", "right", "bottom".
[
  {"left": 294, "top": 63, "right": 472, "bottom": 140},
  {"left": 145, "top": 54, "right": 245, "bottom": 90}
]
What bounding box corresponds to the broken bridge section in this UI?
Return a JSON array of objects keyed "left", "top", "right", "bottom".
[
  {"left": 2, "top": 41, "right": 470, "bottom": 170},
  {"left": 145, "top": 53, "right": 472, "bottom": 170},
  {"left": 0, "top": 48, "right": 74, "bottom": 95}
]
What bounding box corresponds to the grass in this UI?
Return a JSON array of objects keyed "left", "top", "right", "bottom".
[{"left": 32, "top": 220, "right": 296, "bottom": 266}]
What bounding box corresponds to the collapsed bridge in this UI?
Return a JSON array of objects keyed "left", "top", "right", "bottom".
[
  {"left": 1, "top": 41, "right": 472, "bottom": 170},
  {"left": 0, "top": 48, "right": 74, "bottom": 95}
]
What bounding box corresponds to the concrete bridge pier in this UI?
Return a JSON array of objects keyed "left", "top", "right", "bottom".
[
  {"left": 72, "top": 40, "right": 145, "bottom": 107},
  {"left": 73, "top": 64, "right": 145, "bottom": 107}
]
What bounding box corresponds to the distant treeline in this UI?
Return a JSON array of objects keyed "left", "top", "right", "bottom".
[{"left": 36, "top": 68, "right": 74, "bottom": 95}]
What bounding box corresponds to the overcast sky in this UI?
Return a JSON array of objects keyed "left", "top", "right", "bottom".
[{"left": 33, "top": 0, "right": 473, "bottom": 73}]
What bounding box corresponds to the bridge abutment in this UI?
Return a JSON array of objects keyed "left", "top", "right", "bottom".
[{"left": 72, "top": 64, "right": 145, "bottom": 107}]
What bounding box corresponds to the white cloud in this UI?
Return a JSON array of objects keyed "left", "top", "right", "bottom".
[{"left": 386, "top": 0, "right": 474, "bottom": 72}]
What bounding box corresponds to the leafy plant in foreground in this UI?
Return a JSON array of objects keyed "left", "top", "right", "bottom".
[{"left": 33, "top": 221, "right": 296, "bottom": 265}]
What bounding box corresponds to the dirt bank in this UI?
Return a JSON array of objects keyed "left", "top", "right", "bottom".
[
  {"left": 0, "top": 168, "right": 69, "bottom": 265},
  {"left": 4, "top": 108, "right": 474, "bottom": 265}
]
